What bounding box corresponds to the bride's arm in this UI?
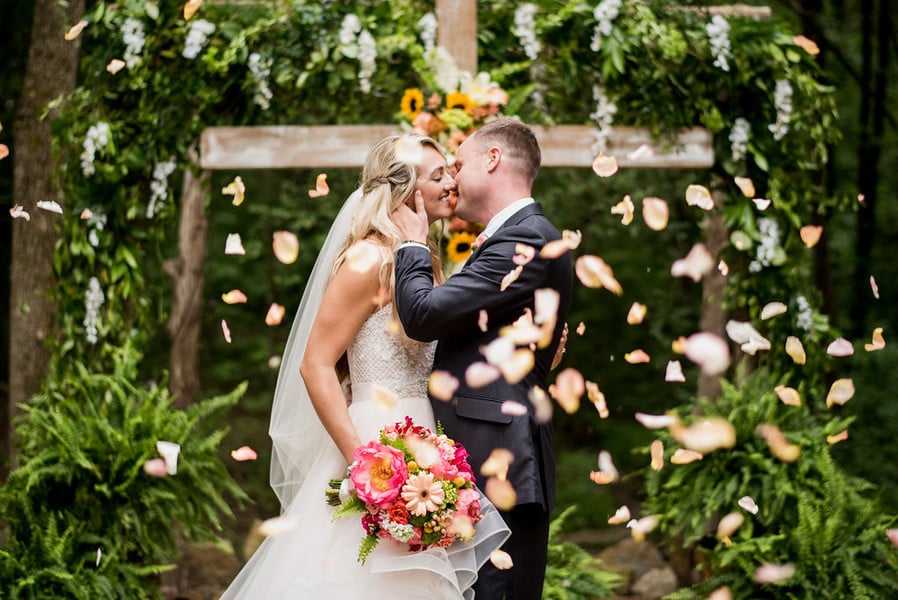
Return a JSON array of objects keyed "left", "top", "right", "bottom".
[{"left": 300, "top": 252, "right": 382, "bottom": 465}]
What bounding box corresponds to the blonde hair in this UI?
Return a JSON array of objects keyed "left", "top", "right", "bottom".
[{"left": 331, "top": 133, "right": 446, "bottom": 301}]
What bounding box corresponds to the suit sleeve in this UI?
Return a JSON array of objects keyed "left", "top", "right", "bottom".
[{"left": 394, "top": 226, "right": 552, "bottom": 342}]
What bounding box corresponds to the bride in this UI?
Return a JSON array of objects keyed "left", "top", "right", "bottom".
[{"left": 220, "top": 133, "right": 510, "bottom": 599}]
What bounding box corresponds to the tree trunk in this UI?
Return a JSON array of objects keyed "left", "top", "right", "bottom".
[
  {"left": 163, "top": 150, "right": 209, "bottom": 409},
  {"left": 7, "top": 0, "right": 85, "bottom": 472},
  {"left": 697, "top": 187, "right": 728, "bottom": 401}
]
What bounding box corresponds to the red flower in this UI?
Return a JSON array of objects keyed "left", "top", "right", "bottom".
[{"left": 387, "top": 502, "right": 410, "bottom": 525}]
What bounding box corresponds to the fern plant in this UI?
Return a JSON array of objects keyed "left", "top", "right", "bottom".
[
  {"left": 543, "top": 506, "right": 622, "bottom": 599},
  {"left": 0, "top": 342, "right": 248, "bottom": 599}
]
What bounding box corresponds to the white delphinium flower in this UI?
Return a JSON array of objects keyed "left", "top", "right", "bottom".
[
  {"left": 357, "top": 29, "right": 377, "bottom": 93},
  {"left": 769, "top": 79, "right": 793, "bottom": 141},
  {"left": 122, "top": 17, "right": 146, "bottom": 69},
  {"left": 795, "top": 295, "right": 813, "bottom": 331},
  {"left": 729, "top": 117, "right": 750, "bottom": 162},
  {"left": 87, "top": 210, "right": 107, "bottom": 248},
  {"left": 418, "top": 12, "right": 438, "bottom": 51},
  {"left": 748, "top": 217, "right": 780, "bottom": 272},
  {"left": 84, "top": 277, "right": 105, "bottom": 344},
  {"left": 248, "top": 52, "right": 273, "bottom": 110},
  {"left": 426, "top": 46, "right": 459, "bottom": 93},
  {"left": 590, "top": 85, "right": 617, "bottom": 154},
  {"left": 183, "top": 19, "right": 215, "bottom": 60},
  {"left": 146, "top": 158, "right": 177, "bottom": 218},
  {"left": 591, "top": 0, "right": 622, "bottom": 52},
  {"left": 513, "top": 3, "right": 541, "bottom": 61},
  {"left": 706, "top": 15, "right": 732, "bottom": 72},
  {"left": 80, "top": 122, "right": 112, "bottom": 177},
  {"left": 339, "top": 14, "right": 362, "bottom": 46}
]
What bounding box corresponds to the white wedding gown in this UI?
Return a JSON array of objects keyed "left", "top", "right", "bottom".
[{"left": 222, "top": 304, "right": 510, "bottom": 599}]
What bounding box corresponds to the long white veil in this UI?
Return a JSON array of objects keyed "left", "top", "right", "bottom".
[{"left": 268, "top": 189, "right": 363, "bottom": 510}]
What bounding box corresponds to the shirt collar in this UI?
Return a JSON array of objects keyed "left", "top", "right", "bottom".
[{"left": 480, "top": 197, "right": 535, "bottom": 240}]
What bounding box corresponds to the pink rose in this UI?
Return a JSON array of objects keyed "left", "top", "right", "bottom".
[
  {"left": 456, "top": 488, "right": 481, "bottom": 519},
  {"left": 350, "top": 441, "right": 409, "bottom": 509}
]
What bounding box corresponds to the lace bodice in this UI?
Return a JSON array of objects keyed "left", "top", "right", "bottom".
[{"left": 347, "top": 304, "right": 436, "bottom": 401}]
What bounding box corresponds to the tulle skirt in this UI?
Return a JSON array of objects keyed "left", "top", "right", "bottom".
[{"left": 221, "top": 392, "right": 510, "bottom": 599}]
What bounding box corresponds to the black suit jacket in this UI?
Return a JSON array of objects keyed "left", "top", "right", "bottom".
[{"left": 394, "top": 202, "right": 574, "bottom": 511}]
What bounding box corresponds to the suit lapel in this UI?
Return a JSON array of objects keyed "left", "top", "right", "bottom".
[{"left": 464, "top": 202, "right": 545, "bottom": 266}]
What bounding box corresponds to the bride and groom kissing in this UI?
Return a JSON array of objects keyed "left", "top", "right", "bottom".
[{"left": 222, "top": 118, "right": 574, "bottom": 599}]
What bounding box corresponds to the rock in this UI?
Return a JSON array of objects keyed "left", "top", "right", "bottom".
[
  {"left": 632, "top": 566, "right": 680, "bottom": 598},
  {"left": 160, "top": 540, "right": 241, "bottom": 600},
  {"left": 597, "top": 538, "right": 668, "bottom": 582}
]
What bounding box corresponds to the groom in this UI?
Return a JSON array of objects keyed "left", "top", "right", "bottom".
[{"left": 392, "top": 118, "right": 574, "bottom": 599}]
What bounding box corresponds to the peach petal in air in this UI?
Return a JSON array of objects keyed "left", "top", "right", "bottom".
[
  {"left": 665, "top": 360, "right": 686, "bottom": 382},
  {"left": 709, "top": 588, "right": 732, "bottom": 600},
  {"left": 626, "top": 302, "right": 647, "bottom": 325},
  {"left": 800, "top": 225, "right": 823, "bottom": 248},
  {"left": 641, "top": 197, "right": 669, "bottom": 231},
  {"left": 540, "top": 229, "right": 582, "bottom": 258},
  {"left": 635, "top": 412, "right": 678, "bottom": 429},
  {"left": 265, "top": 303, "right": 286, "bottom": 326},
  {"left": 258, "top": 515, "right": 299, "bottom": 538},
  {"left": 594, "top": 450, "right": 618, "bottom": 483},
  {"left": 65, "top": 19, "right": 88, "bottom": 40},
  {"left": 826, "top": 337, "right": 854, "bottom": 357},
  {"left": 650, "top": 440, "right": 664, "bottom": 471},
  {"left": 534, "top": 288, "right": 560, "bottom": 325},
  {"left": 757, "top": 423, "right": 800, "bottom": 462},
  {"left": 760, "top": 301, "right": 787, "bottom": 320},
  {"left": 608, "top": 505, "right": 631, "bottom": 525},
  {"left": 586, "top": 381, "right": 608, "bottom": 418},
  {"left": 478, "top": 309, "right": 488, "bottom": 332},
  {"left": 221, "top": 289, "right": 248, "bottom": 304},
  {"left": 308, "top": 173, "right": 330, "bottom": 197},
  {"left": 489, "top": 549, "right": 514, "bottom": 570},
  {"left": 183, "top": 0, "right": 204, "bottom": 20},
  {"left": 718, "top": 260, "right": 729, "bottom": 276},
  {"left": 864, "top": 327, "right": 885, "bottom": 351},
  {"left": 684, "top": 332, "right": 730, "bottom": 376},
  {"left": 774, "top": 385, "right": 801, "bottom": 407},
  {"left": 626, "top": 515, "right": 659, "bottom": 542},
  {"left": 671, "top": 336, "right": 687, "bottom": 354},
  {"left": 575, "top": 255, "right": 623, "bottom": 295},
  {"left": 465, "top": 361, "right": 501, "bottom": 388},
  {"left": 752, "top": 198, "right": 771, "bottom": 210},
  {"left": 671, "top": 243, "right": 714, "bottom": 281},
  {"left": 0, "top": 144, "right": 8, "bottom": 161},
  {"left": 887, "top": 529, "right": 898, "bottom": 548},
  {"left": 592, "top": 152, "right": 618, "bottom": 177},
  {"left": 576, "top": 322, "right": 586, "bottom": 336},
  {"left": 550, "top": 368, "right": 585, "bottom": 414},
  {"left": 449, "top": 514, "right": 475, "bottom": 541},
  {"left": 480, "top": 336, "right": 515, "bottom": 366},
  {"left": 501, "top": 401, "right": 528, "bottom": 417},
  {"left": 221, "top": 319, "right": 232, "bottom": 343},
  {"left": 870, "top": 275, "right": 880, "bottom": 299},
  {"left": 156, "top": 441, "right": 181, "bottom": 475},
  {"left": 230, "top": 446, "right": 258, "bottom": 461},
  {"left": 685, "top": 184, "right": 714, "bottom": 210},
  {"left": 9, "top": 204, "right": 29, "bottom": 221},
  {"left": 624, "top": 349, "right": 650, "bottom": 364},
  {"left": 826, "top": 378, "right": 854, "bottom": 407},
  {"left": 499, "top": 349, "right": 535, "bottom": 384},
  {"left": 670, "top": 448, "right": 703, "bottom": 464},
  {"left": 500, "top": 265, "right": 524, "bottom": 291},
  {"left": 485, "top": 477, "right": 517, "bottom": 510},
  {"left": 513, "top": 243, "right": 536, "bottom": 266},
  {"left": 346, "top": 241, "right": 382, "bottom": 272},
  {"left": 224, "top": 233, "right": 245, "bottom": 255},
  {"left": 481, "top": 448, "right": 514, "bottom": 479},
  {"left": 738, "top": 496, "right": 759, "bottom": 515},
  {"left": 627, "top": 144, "right": 654, "bottom": 160},
  {"left": 670, "top": 417, "right": 736, "bottom": 453},
  {"left": 222, "top": 176, "right": 245, "bottom": 206},
  {"left": 143, "top": 458, "right": 168, "bottom": 477},
  {"left": 428, "top": 370, "right": 459, "bottom": 401},
  {"left": 529, "top": 386, "right": 554, "bottom": 423},
  {"left": 725, "top": 320, "right": 771, "bottom": 355},
  {"left": 106, "top": 59, "right": 126, "bottom": 74},
  {"left": 734, "top": 176, "right": 755, "bottom": 198},
  {"left": 610, "top": 194, "right": 634, "bottom": 225},
  {"left": 793, "top": 35, "right": 820, "bottom": 55},
  {"left": 753, "top": 563, "right": 796, "bottom": 584},
  {"left": 272, "top": 231, "right": 299, "bottom": 264},
  {"left": 826, "top": 430, "right": 849, "bottom": 445},
  {"left": 37, "top": 200, "right": 63, "bottom": 214},
  {"left": 716, "top": 512, "right": 745, "bottom": 543},
  {"left": 372, "top": 384, "right": 398, "bottom": 411},
  {"left": 785, "top": 336, "right": 806, "bottom": 364}
]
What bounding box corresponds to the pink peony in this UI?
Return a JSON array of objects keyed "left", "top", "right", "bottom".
[
  {"left": 456, "top": 487, "right": 481, "bottom": 519},
  {"left": 351, "top": 441, "right": 409, "bottom": 508}
]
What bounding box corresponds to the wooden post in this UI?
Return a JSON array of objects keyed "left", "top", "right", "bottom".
[{"left": 437, "top": 0, "right": 477, "bottom": 72}]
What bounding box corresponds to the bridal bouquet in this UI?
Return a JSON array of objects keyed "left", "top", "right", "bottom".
[{"left": 326, "top": 417, "right": 482, "bottom": 564}]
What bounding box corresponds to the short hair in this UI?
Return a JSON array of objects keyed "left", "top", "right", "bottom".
[{"left": 471, "top": 118, "right": 541, "bottom": 183}]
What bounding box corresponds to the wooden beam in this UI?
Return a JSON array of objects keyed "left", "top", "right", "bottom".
[
  {"left": 437, "top": 0, "right": 477, "bottom": 72},
  {"left": 200, "top": 124, "right": 713, "bottom": 170}
]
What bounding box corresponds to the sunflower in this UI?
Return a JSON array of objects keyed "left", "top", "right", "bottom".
[
  {"left": 446, "top": 231, "right": 477, "bottom": 263},
  {"left": 445, "top": 91, "right": 474, "bottom": 114},
  {"left": 400, "top": 88, "right": 425, "bottom": 119}
]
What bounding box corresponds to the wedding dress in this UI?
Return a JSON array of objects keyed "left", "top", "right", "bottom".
[{"left": 221, "top": 303, "right": 510, "bottom": 599}]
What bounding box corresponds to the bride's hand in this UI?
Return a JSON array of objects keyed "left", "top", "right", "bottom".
[
  {"left": 391, "top": 191, "right": 429, "bottom": 244},
  {"left": 551, "top": 322, "right": 569, "bottom": 371}
]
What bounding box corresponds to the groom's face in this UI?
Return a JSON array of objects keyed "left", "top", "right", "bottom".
[{"left": 452, "top": 137, "right": 486, "bottom": 223}]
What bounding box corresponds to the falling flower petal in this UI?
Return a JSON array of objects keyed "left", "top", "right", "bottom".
[
  {"left": 757, "top": 423, "right": 800, "bottom": 462},
  {"left": 709, "top": 587, "right": 732, "bottom": 600},
  {"left": 529, "top": 386, "right": 553, "bottom": 423},
  {"left": 627, "top": 302, "right": 647, "bottom": 325},
  {"left": 155, "top": 441, "right": 181, "bottom": 475},
  {"left": 576, "top": 322, "right": 586, "bottom": 336},
  {"left": 9, "top": 204, "right": 30, "bottom": 221},
  {"left": 641, "top": 197, "right": 669, "bottom": 231},
  {"left": 96, "top": 547, "right": 102, "bottom": 567},
  {"left": 230, "top": 446, "right": 258, "bottom": 461},
  {"left": 800, "top": 225, "right": 823, "bottom": 248},
  {"left": 143, "top": 458, "right": 168, "bottom": 477},
  {"left": 887, "top": 529, "right": 898, "bottom": 548},
  {"left": 481, "top": 448, "right": 514, "bottom": 480},
  {"left": 592, "top": 152, "right": 618, "bottom": 177},
  {"left": 481, "top": 336, "right": 515, "bottom": 366},
  {"left": 684, "top": 332, "right": 731, "bottom": 376},
  {"left": 775, "top": 385, "right": 802, "bottom": 407},
  {"left": 826, "top": 378, "right": 855, "bottom": 407},
  {"left": 586, "top": 381, "right": 608, "bottom": 418},
  {"left": 670, "top": 448, "right": 704, "bottom": 464},
  {"left": 753, "top": 563, "right": 796, "bottom": 584},
  {"left": 610, "top": 194, "right": 634, "bottom": 225},
  {"left": 428, "top": 370, "right": 459, "bottom": 401},
  {"left": 650, "top": 440, "right": 664, "bottom": 471},
  {"left": 449, "top": 514, "right": 475, "bottom": 541},
  {"left": 576, "top": 255, "right": 623, "bottom": 295},
  {"left": 685, "top": 184, "right": 714, "bottom": 210},
  {"left": 373, "top": 384, "right": 398, "bottom": 411},
  {"left": 671, "top": 336, "right": 687, "bottom": 354},
  {"left": 500, "top": 265, "right": 524, "bottom": 291},
  {"left": 627, "top": 144, "right": 654, "bottom": 160},
  {"left": 738, "top": 496, "right": 759, "bottom": 515},
  {"left": 221, "top": 289, "right": 247, "bottom": 304},
  {"left": 734, "top": 176, "right": 755, "bottom": 198},
  {"left": 826, "top": 338, "right": 854, "bottom": 357},
  {"left": 864, "top": 327, "right": 885, "bottom": 352},
  {"left": 501, "top": 401, "right": 528, "bottom": 417},
  {"left": 671, "top": 243, "right": 714, "bottom": 282},
  {"left": 79, "top": 208, "right": 92, "bottom": 220},
  {"left": 785, "top": 336, "right": 806, "bottom": 365},
  {"left": 590, "top": 450, "right": 618, "bottom": 484},
  {"left": 635, "top": 413, "right": 679, "bottom": 429},
  {"left": 717, "top": 512, "right": 745, "bottom": 542},
  {"left": 499, "top": 349, "right": 535, "bottom": 384},
  {"left": 870, "top": 275, "right": 880, "bottom": 299},
  {"left": 64, "top": 20, "right": 88, "bottom": 41},
  {"left": 513, "top": 243, "right": 536, "bottom": 266},
  {"left": 106, "top": 58, "right": 126, "bottom": 74},
  {"left": 540, "top": 229, "right": 582, "bottom": 258},
  {"left": 626, "top": 515, "right": 659, "bottom": 542},
  {"left": 222, "top": 176, "right": 245, "bottom": 206},
  {"left": 485, "top": 476, "right": 517, "bottom": 510},
  {"left": 221, "top": 319, "right": 232, "bottom": 343},
  {"left": 624, "top": 349, "right": 650, "bottom": 364},
  {"left": 550, "top": 368, "right": 585, "bottom": 414},
  {"left": 258, "top": 515, "right": 299, "bottom": 537},
  {"left": 827, "top": 430, "right": 849, "bottom": 445},
  {"left": 36, "top": 200, "right": 63, "bottom": 214},
  {"left": 308, "top": 173, "right": 330, "bottom": 198},
  {"left": 608, "top": 505, "right": 632, "bottom": 525},
  {"left": 0, "top": 144, "right": 8, "bottom": 160},
  {"left": 478, "top": 309, "right": 488, "bottom": 332},
  {"left": 752, "top": 198, "right": 771, "bottom": 210},
  {"left": 272, "top": 231, "right": 299, "bottom": 264},
  {"left": 224, "top": 233, "right": 245, "bottom": 255},
  {"left": 760, "top": 301, "right": 787, "bottom": 320},
  {"left": 489, "top": 549, "right": 514, "bottom": 570},
  {"left": 793, "top": 35, "right": 820, "bottom": 55},
  {"left": 665, "top": 360, "right": 686, "bottom": 382},
  {"left": 718, "top": 260, "right": 729, "bottom": 276},
  {"left": 465, "top": 362, "right": 501, "bottom": 388},
  {"left": 725, "top": 320, "right": 771, "bottom": 356},
  {"left": 670, "top": 417, "right": 737, "bottom": 453},
  {"left": 265, "top": 303, "right": 286, "bottom": 326},
  {"left": 345, "top": 241, "right": 382, "bottom": 273}
]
